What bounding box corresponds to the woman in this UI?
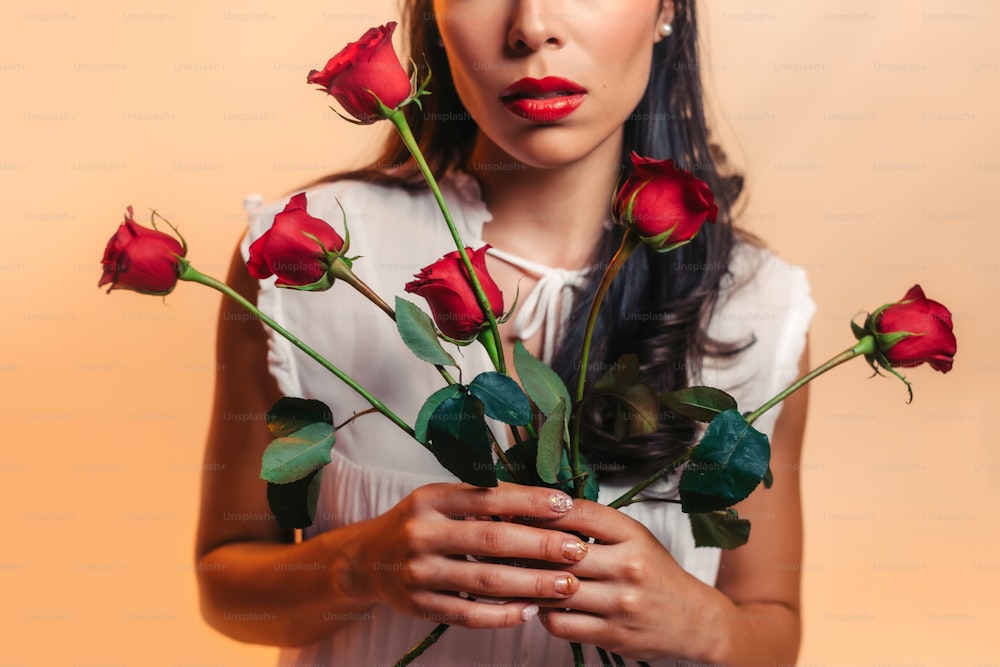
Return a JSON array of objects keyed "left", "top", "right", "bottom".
[{"left": 195, "top": 0, "right": 814, "bottom": 664}]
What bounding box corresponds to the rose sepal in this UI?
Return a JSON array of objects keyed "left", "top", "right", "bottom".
[
  {"left": 175, "top": 255, "right": 196, "bottom": 284},
  {"left": 851, "top": 314, "right": 916, "bottom": 402},
  {"left": 380, "top": 56, "right": 433, "bottom": 114},
  {"left": 637, "top": 226, "right": 698, "bottom": 254},
  {"left": 150, "top": 208, "right": 189, "bottom": 257},
  {"left": 330, "top": 64, "right": 432, "bottom": 124},
  {"left": 326, "top": 105, "right": 373, "bottom": 126}
]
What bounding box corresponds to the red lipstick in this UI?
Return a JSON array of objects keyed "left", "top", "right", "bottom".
[{"left": 500, "top": 77, "right": 587, "bottom": 122}]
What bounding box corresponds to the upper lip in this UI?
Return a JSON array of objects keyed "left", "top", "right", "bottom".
[{"left": 500, "top": 77, "right": 587, "bottom": 100}]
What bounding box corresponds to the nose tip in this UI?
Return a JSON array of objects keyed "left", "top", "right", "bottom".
[{"left": 507, "top": 9, "right": 565, "bottom": 53}]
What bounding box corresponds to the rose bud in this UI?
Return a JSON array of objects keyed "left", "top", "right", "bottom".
[
  {"left": 307, "top": 22, "right": 412, "bottom": 124},
  {"left": 247, "top": 192, "right": 346, "bottom": 289},
  {"left": 405, "top": 246, "right": 504, "bottom": 341},
  {"left": 872, "top": 284, "right": 956, "bottom": 373},
  {"left": 613, "top": 151, "right": 718, "bottom": 252},
  {"left": 99, "top": 206, "right": 186, "bottom": 295}
]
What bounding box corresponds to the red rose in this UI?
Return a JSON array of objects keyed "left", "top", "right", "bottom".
[
  {"left": 613, "top": 152, "right": 718, "bottom": 251},
  {"left": 247, "top": 193, "right": 345, "bottom": 288},
  {"left": 405, "top": 246, "right": 504, "bottom": 340},
  {"left": 98, "top": 206, "right": 186, "bottom": 295},
  {"left": 307, "top": 22, "right": 412, "bottom": 124},
  {"left": 874, "top": 285, "right": 956, "bottom": 372}
]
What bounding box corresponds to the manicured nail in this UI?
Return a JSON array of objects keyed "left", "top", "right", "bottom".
[
  {"left": 521, "top": 603, "right": 540, "bottom": 621},
  {"left": 554, "top": 575, "right": 575, "bottom": 595},
  {"left": 549, "top": 493, "right": 573, "bottom": 513},
  {"left": 562, "top": 540, "right": 588, "bottom": 561}
]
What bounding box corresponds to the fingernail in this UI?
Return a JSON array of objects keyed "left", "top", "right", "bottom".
[
  {"left": 548, "top": 493, "right": 573, "bottom": 513},
  {"left": 554, "top": 575, "right": 575, "bottom": 595},
  {"left": 562, "top": 540, "right": 588, "bottom": 561},
  {"left": 521, "top": 603, "right": 540, "bottom": 621}
]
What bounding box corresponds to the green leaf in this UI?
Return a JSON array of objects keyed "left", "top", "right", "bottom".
[
  {"left": 395, "top": 296, "right": 458, "bottom": 368},
  {"left": 260, "top": 421, "right": 337, "bottom": 484},
  {"left": 851, "top": 318, "right": 869, "bottom": 341},
  {"left": 590, "top": 355, "right": 660, "bottom": 438},
  {"left": 537, "top": 398, "right": 567, "bottom": 484},
  {"left": 661, "top": 386, "right": 738, "bottom": 423},
  {"left": 591, "top": 384, "right": 661, "bottom": 439},
  {"left": 266, "top": 397, "right": 334, "bottom": 438},
  {"left": 414, "top": 384, "right": 464, "bottom": 444},
  {"left": 514, "top": 340, "right": 571, "bottom": 417},
  {"left": 689, "top": 509, "right": 751, "bottom": 549},
  {"left": 468, "top": 372, "right": 532, "bottom": 425},
  {"left": 593, "top": 353, "right": 641, "bottom": 390},
  {"left": 762, "top": 465, "right": 773, "bottom": 489},
  {"left": 427, "top": 393, "right": 497, "bottom": 487},
  {"left": 265, "top": 468, "right": 323, "bottom": 530},
  {"left": 495, "top": 439, "right": 545, "bottom": 486},
  {"left": 679, "top": 409, "right": 770, "bottom": 513}
]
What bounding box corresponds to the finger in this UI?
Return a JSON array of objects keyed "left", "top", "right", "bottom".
[
  {"left": 538, "top": 607, "right": 616, "bottom": 647},
  {"left": 434, "top": 518, "right": 591, "bottom": 565},
  {"left": 416, "top": 557, "right": 583, "bottom": 600},
  {"left": 409, "top": 590, "right": 541, "bottom": 630},
  {"left": 519, "top": 498, "right": 641, "bottom": 544},
  {"left": 534, "top": 542, "right": 636, "bottom": 581},
  {"left": 426, "top": 482, "right": 575, "bottom": 521},
  {"left": 534, "top": 578, "right": 615, "bottom": 615}
]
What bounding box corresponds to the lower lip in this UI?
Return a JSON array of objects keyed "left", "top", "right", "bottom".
[{"left": 502, "top": 94, "right": 586, "bottom": 122}]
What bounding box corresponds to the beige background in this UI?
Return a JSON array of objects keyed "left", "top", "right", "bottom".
[{"left": 1, "top": 0, "right": 997, "bottom": 665}]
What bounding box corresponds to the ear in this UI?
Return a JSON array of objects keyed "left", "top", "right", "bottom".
[{"left": 654, "top": 1, "right": 676, "bottom": 43}]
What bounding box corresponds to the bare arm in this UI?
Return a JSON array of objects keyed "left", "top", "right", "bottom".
[
  {"left": 195, "top": 243, "right": 596, "bottom": 647},
  {"left": 706, "top": 340, "right": 809, "bottom": 665}
]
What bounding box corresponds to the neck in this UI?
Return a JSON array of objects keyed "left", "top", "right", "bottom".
[{"left": 466, "top": 137, "right": 622, "bottom": 270}]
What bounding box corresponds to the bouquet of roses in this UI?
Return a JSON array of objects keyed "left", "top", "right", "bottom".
[{"left": 99, "top": 22, "right": 957, "bottom": 667}]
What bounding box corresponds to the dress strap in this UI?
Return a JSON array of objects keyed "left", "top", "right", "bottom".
[{"left": 487, "top": 247, "right": 592, "bottom": 364}]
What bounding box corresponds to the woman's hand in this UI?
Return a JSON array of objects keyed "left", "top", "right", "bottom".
[
  {"left": 345, "top": 482, "right": 592, "bottom": 630},
  {"left": 531, "top": 501, "right": 724, "bottom": 662}
]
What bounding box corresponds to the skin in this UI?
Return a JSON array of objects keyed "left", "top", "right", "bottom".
[{"left": 196, "top": 1, "right": 807, "bottom": 663}]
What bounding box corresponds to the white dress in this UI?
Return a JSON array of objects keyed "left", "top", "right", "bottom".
[{"left": 240, "top": 172, "right": 815, "bottom": 667}]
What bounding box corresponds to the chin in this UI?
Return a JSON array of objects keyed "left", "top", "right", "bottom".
[{"left": 488, "top": 128, "right": 621, "bottom": 173}]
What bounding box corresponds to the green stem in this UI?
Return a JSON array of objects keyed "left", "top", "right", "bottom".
[
  {"left": 385, "top": 107, "right": 507, "bottom": 375},
  {"left": 744, "top": 335, "right": 876, "bottom": 426},
  {"left": 180, "top": 264, "right": 418, "bottom": 443},
  {"left": 490, "top": 430, "right": 522, "bottom": 484},
  {"left": 337, "top": 264, "right": 396, "bottom": 320},
  {"left": 570, "top": 232, "right": 641, "bottom": 497},
  {"left": 571, "top": 641, "right": 585, "bottom": 667},
  {"left": 476, "top": 327, "right": 503, "bottom": 375},
  {"left": 574, "top": 232, "right": 641, "bottom": 403},
  {"left": 607, "top": 449, "right": 691, "bottom": 510},
  {"left": 393, "top": 623, "right": 450, "bottom": 667}
]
